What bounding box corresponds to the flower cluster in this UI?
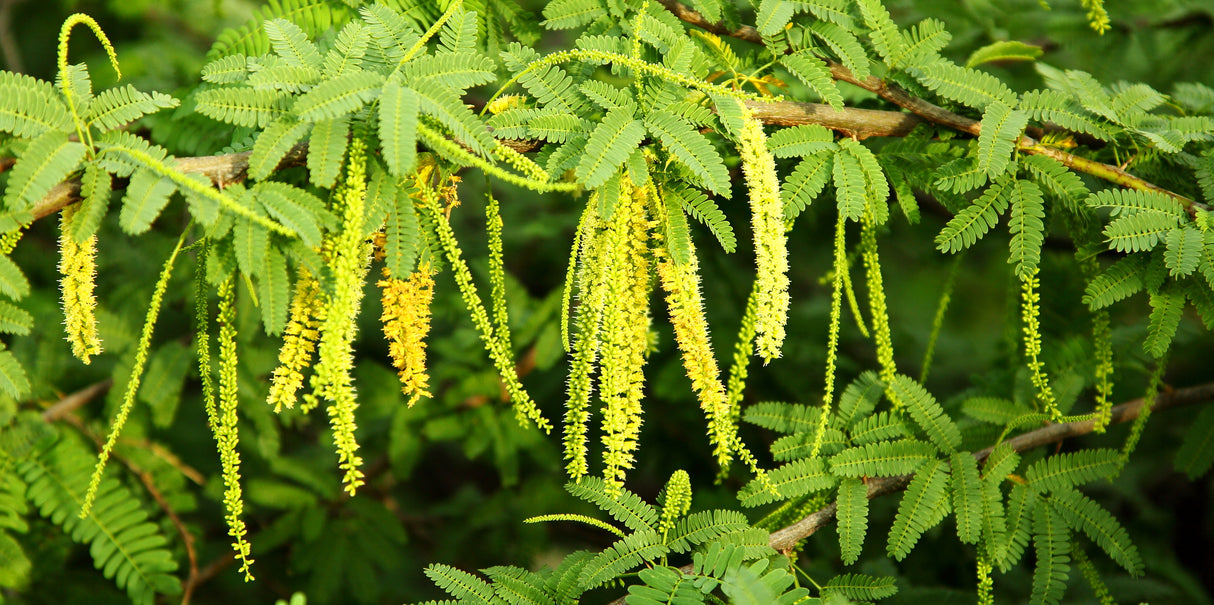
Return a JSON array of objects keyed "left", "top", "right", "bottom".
[
  {"left": 378, "top": 265, "right": 435, "bottom": 406},
  {"left": 58, "top": 207, "right": 102, "bottom": 363}
]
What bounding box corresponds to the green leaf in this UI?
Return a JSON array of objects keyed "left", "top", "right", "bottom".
[
  {"left": 322, "top": 21, "right": 369, "bottom": 78},
  {"left": 662, "top": 186, "right": 693, "bottom": 265},
  {"left": 755, "top": 0, "right": 795, "bottom": 36},
  {"left": 1082, "top": 255, "right": 1147, "bottom": 310},
  {"left": 86, "top": 85, "right": 178, "bottom": 132},
  {"left": 259, "top": 249, "right": 290, "bottom": 336},
  {"left": 0, "top": 349, "right": 30, "bottom": 398},
  {"left": 782, "top": 152, "right": 833, "bottom": 220},
  {"left": 249, "top": 117, "right": 311, "bottom": 181},
  {"left": 833, "top": 149, "right": 867, "bottom": 221},
  {"left": 579, "top": 531, "right": 668, "bottom": 590},
  {"left": 1030, "top": 498, "right": 1071, "bottom": 605},
  {"left": 1164, "top": 227, "right": 1202, "bottom": 277},
  {"left": 966, "top": 40, "right": 1043, "bottom": 68},
  {"left": 138, "top": 342, "right": 193, "bottom": 428},
  {"left": 935, "top": 175, "right": 1012, "bottom": 253},
  {"left": 644, "top": 110, "right": 729, "bottom": 195},
  {"left": 195, "top": 86, "right": 291, "bottom": 128},
  {"left": 1144, "top": 287, "right": 1184, "bottom": 359},
  {"left": 822, "top": 574, "right": 898, "bottom": 601},
  {"left": 664, "top": 181, "right": 736, "bottom": 253},
  {"left": 234, "top": 219, "right": 269, "bottom": 279},
  {"left": 1175, "top": 407, "right": 1214, "bottom": 480},
  {"left": 411, "top": 81, "right": 497, "bottom": 157},
  {"left": 782, "top": 51, "right": 844, "bottom": 109},
  {"left": 0, "top": 300, "right": 33, "bottom": 335},
  {"left": 830, "top": 440, "right": 938, "bottom": 478},
  {"left": 0, "top": 256, "right": 29, "bottom": 300},
  {"left": 255, "top": 182, "right": 326, "bottom": 247},
  {"left": 0, "top": 71, "right": 72, "bottom": 137},
  {"left": 566, "top": 477, "right": 658, "bottom": 532},
  {"left": 70, "top": 163, "right": 112, "bottom": 243},
  {"left": 976, "top": 101, "right": 1027, "bottom": 179},
  {"left": 294, "top": 70, "right": 384, "bottom": 122},
  {"left": 738, "top": 457, "right": 836, "bottom": 506},
  {"left": 766, "top": 125, "right": 834, "bottom": 159},
  {"left": 403, "top": 53, "right": 496, "bottom": 92},
  {"left": 808, "top": 22, "right": 870, "bottom": 81},
  {"left": 576, "top": 109, "right": 646, "bottom": 189},
  {"left": 1007, "top": 179, "right": 1046, "bottom": 279},
  {"left": 950, "top": 452, "right": 983, "bottom": 544},
  {"left": 263, "top": 18, "right": 323, "bottom": 68},
  {"left": 1049, "top": 487, "right": 1143, "bottom": 576},
  {"left": 2, "top": 131, "right": 87, "bottom": 212},
  {"left": 837, "top": 477, "right": 869, "bottom": 564},
  {"left": 384, "top": 189, "right": 420, "bottom": 278},
  {"left": 886, "top": 459, "right": 951, "bottom": 560},
  {"left": 119, "top": 170, "right": 177, "bottom": 235},
  {"left": 541, "top": 0, "right": 607, "bottom": 29},
  {"left": 891, "top": 375, "right": 961, "bottom": 452},
  {"left": 666, "top": 509, "right": 751, "bottom": 553},
  {"left": 1025, "top": 449, "right": 1120, "bottom": 494},
  {"left": 910, "top": 61, "right": 1019, "bottom": 110},
  {"left": 306, "top": 115, "right": 349, "bottom": 189},
  {"left": 425, "top": 563, "right": 496, "bottom": 603}
]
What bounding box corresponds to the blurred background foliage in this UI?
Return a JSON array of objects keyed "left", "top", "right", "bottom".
[{"left": 1, "top": 0, "right": 1212, "bottom": 603}]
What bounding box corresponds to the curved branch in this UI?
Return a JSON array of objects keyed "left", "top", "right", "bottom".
[
  {"left": 659, "top": 0, "right": 1207, "bottom": 216},
  {"left": 767, "top": 380, "right": 1214, "bottom": 552},
  {"left": 22, "top": 101, "right": 921, "bottom": 224}
]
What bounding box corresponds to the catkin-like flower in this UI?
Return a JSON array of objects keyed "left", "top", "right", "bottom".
[
  {"left": 563, "top": 201, "right": 610, "bottom": 480},
  {"left": 267, "top": 269, "right": 325, "bottom": 413},
  {"left": 861, "top": 215, "right": 899, "bottom": 402},
  {"left": 58, "top": 207, "right": 102, "bottom": 364},
  {"left": 1020, "top": 270, "right": 1059, "bottom": 421},
  {"left": 657, "top": 242, "right": 733, "bottom": 469},
  {"left": 215, "top": 277, "right": 254, "bottom": 580},
  {"left": 378, "top": 265, "right": 435, "bottom": 406},
  {"left": 738, "top": 113, "right": 790, "bottom": 363},
  {"left": 312, "top": 136, "right": 373, "bottom": 495},
  {"left": 657, "top": 470, "right": 692, "bottom": 538},
  {"left": 598, "top": 179, "right": 653, "bottom": 495}
]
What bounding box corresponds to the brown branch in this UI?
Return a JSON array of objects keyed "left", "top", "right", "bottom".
[
  {"left": 767, "top": 380, "right": 1214, "bottom": 552},
  {"left": 41, "top": 381, "right": 203, "bottom": 604},
  {"left": 41, "top": 379, "right": 113, "bottom": 421},
  {"left": 659, "top": 0, "right": 1207, "bottom": 216},
  {"left": 20, "top": 100, "right": 920, "bottom": 225}
]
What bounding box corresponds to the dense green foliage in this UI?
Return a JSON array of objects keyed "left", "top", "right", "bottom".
[{"left": 1, "top": 0, "right": 1213, "bottom": 603}]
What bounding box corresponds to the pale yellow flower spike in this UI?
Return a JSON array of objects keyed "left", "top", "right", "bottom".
[
  {"left": 657, "top": 236, "right": 733, "bottom": 468},
  {"left": 58, "top": 207, "right": 102, "bottom": 364},
  {"left": 738, "top": 111, "right": 790, "bottom": 363},
  {"left": 267, "top": 269, "right": 325, "bottom": 413},
  {"left": 598, "top": 177, "right": 653, "bottom": 496},
  {"left": 563, "top": 199, "right": 611, "bottom": 480},
  {"left": 378, "top": 265, "right": 436, "bottom": 406},
  {"left": 312, "top": 136, "right": 374, "bottom": 495},
  {"left": 215, "top": 277, "right": 255, "bottom": 581},
  {"left": 1021, "top": 270, "right": 1061, "bottom": 422},
  {"left": 861, "top": 213, "right": 900, "bottom": 407}
]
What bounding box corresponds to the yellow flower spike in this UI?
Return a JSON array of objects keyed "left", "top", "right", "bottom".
[
  {"left": 738, "top": 112, "right": 790, "bottom": 363},
  {"left": 82, "top": 232, "right": 186, "bottom": 518},
  {"left": 267, "top": 269, "right": 325, "bottom": 413},
  {"left": 598, "top": 178, "right": 653, "bottom": 495},
  {"left": 485, "top": 94, "right": 527, "bottom": 115},
  {"left": 563, "top": 200, "right": 611, "bottom": 480},
  {"left": 814, "top": 212, "right": 848, "bottom": 459},
  {"left": 1020, "top": 270, "right": 1060, "bottom": 421},
  {"left": 485, "top": 192, "right": 513, "bottom": 354},
  {"left": 861, "top": 213, "right": 899, "bottom": 406},
  {"left": 58, "top": 206, "right": 102, "bottom": 364},
  {"left": 656, "top": 241, "right": 733, "bottom": 467},
  {"left": 311, "top": 136, "right": 374, "bottom": 495},
  {"left": 657, "top": 470, "right": 692, "bottom": 539},
  {"left": 215, "top": 277, "right": 255, "bottom": 581},
  {"left": 378, "top": 265, "right": 436, "bottom": 406},
  {"left": 418, "top": 182, "right": 551, "bottom": 433}
]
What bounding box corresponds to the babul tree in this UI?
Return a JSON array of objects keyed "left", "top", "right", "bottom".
[{"left": 0, "top": 0, "right": 1212, "bottom": 603}]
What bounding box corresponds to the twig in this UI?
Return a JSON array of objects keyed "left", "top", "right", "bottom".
[
  {"left": 41, "top": 379, "right": 113, "bottom": 421},
  {"left": 53, "top": 410, "right": 201, "bottom": 604},
  {"left": 767, "top": 380, "right": 1214, "bottom": 551},
  {"left": 659, "top": 0, "right": 1207, "bottom": 215}
]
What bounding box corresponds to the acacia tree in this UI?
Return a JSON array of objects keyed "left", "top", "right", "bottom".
[{"left": 0, "top": 0, "right": 1212, "bottom": 603}]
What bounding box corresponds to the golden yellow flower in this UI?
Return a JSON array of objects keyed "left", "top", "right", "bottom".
[
  {"left": 378, "top": 265, "right": 435, "bottom": 406},
  {"left": 58, "top": 206, "right": 102, "bottom": 364},
  {"left": 267, "top": 270, "right": 324, "bottom": 413},
  {"left": 738, "top": 114, "right": 790, "bottom": 363}
]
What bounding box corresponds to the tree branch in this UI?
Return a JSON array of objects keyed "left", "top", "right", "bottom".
[
  {"left": 658, "top": 0, "right": 1208, "bottom": 216},
  {"left": 767, "top": 380, "right": 1214, "bottom": 552}
]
